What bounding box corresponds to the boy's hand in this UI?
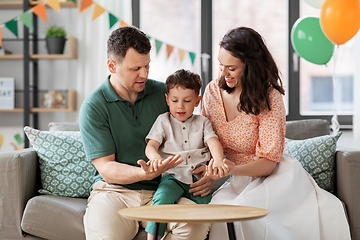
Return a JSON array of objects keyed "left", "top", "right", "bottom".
[
  {"left": 212, "top": 159, "right": 229, "bottom": 178},
  {"left": 148, "top": 158, "right": 163, "bottom": 172}
]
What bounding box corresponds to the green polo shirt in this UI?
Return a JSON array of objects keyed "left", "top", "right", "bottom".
[{"left": 79, "top": 76, "right": 168, "bottom": 191}]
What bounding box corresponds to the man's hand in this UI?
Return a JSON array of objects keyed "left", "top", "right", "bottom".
[
  {"left": 189, "top": 165, "right": 214, "bottom": 197},
  {"left": 137, "top": 155, "right": 183, "bottom": 180}
]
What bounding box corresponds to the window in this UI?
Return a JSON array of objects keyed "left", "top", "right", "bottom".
[
  {"left": 299, "top": 1, "right": 355, "bottom": 119},
  {"left": 140, "top": 0, "right": 201, "bottom": 83},
  {"left": 212, "top": 0, "right": 289, "bottom": 111}
]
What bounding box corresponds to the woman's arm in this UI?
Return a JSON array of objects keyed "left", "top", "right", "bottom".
[{"left": 207, "top": 157, "right": 277, "bottom": 179}]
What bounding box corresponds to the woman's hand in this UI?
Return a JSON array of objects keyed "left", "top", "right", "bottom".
[
  {"left": 189, "top": 165, "right": 214, "bottom": 197},
  {"left": 207, "top": 158, "right": 234, "bottom": 179}
]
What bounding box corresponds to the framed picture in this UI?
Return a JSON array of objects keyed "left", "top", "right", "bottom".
[
  {"left": 0, "top": 127, "right": 24, "bottom": 152},
  {"left": 0, "top": 78, "right": 15, "bottom": 109}
]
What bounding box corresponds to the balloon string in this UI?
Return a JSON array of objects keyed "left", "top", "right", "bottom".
[{"left": 331, "top": 45, "right": 340, "bottom": 134}]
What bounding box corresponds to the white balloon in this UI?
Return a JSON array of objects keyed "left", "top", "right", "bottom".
[{"left": 303, "top": 0, "right": 325, "bottom": 9}]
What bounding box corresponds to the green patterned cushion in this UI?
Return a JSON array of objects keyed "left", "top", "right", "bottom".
[
  {"left": 24, "top": 126, "right": 95, "bottom": 198},
  {"left": 284, "top": 132, "right": 341, "bottom": 193}
]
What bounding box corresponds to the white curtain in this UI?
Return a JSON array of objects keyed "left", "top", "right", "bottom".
[
  {"left": 353, "top": 32, "right": 360, "bottom": 145},
  {"left": 74, "top": 0, "right": 132, "bottom": 120}
]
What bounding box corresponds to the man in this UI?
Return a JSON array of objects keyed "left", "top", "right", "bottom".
[{"left": 80, "top": 26, "right": 213, "bottom": 240}]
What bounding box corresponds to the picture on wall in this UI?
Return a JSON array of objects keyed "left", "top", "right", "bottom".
[
  {"left": 0, "top": 127, "right": 24, "bottom": 152},
  {"left": 0, "top": 77, "right": 15, "bottom": 109}
]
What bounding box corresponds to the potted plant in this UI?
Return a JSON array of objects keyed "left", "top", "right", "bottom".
[{"left": 45, "top": 25, "right": 67, "bottom": 54}]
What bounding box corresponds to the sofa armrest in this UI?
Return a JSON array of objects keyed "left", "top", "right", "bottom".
[
  {"left": 0, "top": 148, "right": 38, "bottom": 239},
  {"left": 336, "top": 149, "right": 360, "bottom": 240}
]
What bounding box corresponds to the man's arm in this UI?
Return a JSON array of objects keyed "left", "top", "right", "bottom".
[{"left": 92, "top": 153, "right": 183, "bottom": 185}]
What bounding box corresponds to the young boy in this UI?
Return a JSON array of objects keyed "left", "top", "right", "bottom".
[{"left": 144, "top": 69, "right": 228, "bottom": 240}]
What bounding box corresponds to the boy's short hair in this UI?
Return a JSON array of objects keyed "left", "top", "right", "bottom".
[
  {"left": 165, "top": 69, "right": 202, "bottom": 95},
  {"left": 107, "top": 26, "right": 151, "bottom": 62}
]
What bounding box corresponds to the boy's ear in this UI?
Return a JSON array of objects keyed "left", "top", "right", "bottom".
[
  {"left": 195, "top": 95, "right": 202, "bottom": 107},
  {"left": 165, "top": 93, "right": 169, "bottom": 106},
  {"left": 107, "top": 58, "right": 116, "bottom": 73}
]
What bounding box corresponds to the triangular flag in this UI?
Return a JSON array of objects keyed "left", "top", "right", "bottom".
[
  {"left": 32, "top": 4, "right": 47, "bottom": 22},
  {"left": 147, "top": 35, "right": 151, "bottom": 40},
  {"left": 0, "top": 28, "right": 2, "bottom": 47},
  {"left": 120, "top": 20, "right": 128, "bottom": 27},
  {"left": 19, "top": 11, "right": 34, "bottom": 31},
  {"left": 67, "top": 0, "right": 76, "bottom": 3},
  {"left": 189, "top": 52, "right": 196, "bottom": 65},
  {"left": 109, "top": 13, "right": 118, "bottom": 29},
  {"left": 5, "top": 19, "right": 18, "bottom": 37},
  {"left": 166, "top": 44, "right": 174, "bottom": 58},
  {"left": 46, "top": 0, "right": 61, "bottom": 12},
  {"left": 155, "top": 39, "right": 163, "bottom": 55},
  {"left": 80, "top": 0, "right": 93, "bottom": 12},
  {"left": 92, "top": 3, "right": 105, "bottom": 20},
  {"left": 178, "top": 49, "right": 186, "bottom": 62}
]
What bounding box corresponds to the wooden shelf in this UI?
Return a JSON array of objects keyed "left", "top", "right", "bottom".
[
  {"left": 0, "top": 89, "right": 76, "bottom": 113},
  {"left": 0, "top": 1, "right": 77, "bottom": 9},
  {"left": 0, "top": 36, "right": 77, "bottom": 59}
]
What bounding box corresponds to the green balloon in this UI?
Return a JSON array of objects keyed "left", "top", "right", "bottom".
[{"left": 291, "top": 16, "right": 334, "bottom": 65}]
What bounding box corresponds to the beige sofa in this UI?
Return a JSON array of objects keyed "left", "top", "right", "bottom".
[{"left": 0, "top": 119, "right": 359, "bottom": 240}]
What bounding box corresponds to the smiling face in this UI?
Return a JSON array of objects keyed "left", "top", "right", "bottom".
[
  {"left": 218, "top": 47, "right": 245, "bottom": 91},
  {"left": 107, "top": 47, "right": 151, "bottom": 97},
  {"left": 165, "top": 86, "right": 201, "bottom": 122}
]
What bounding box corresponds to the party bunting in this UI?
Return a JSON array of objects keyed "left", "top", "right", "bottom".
[
  {"left": 5, "top": 19, "right": 18, "bottom": 37},
  {"left": 120, "top": 20, "right": 128, "bottom": 27},
  {"left": 46, "top": 0, "right": 61, "bottom": 13},
  {"left": 155, "top": 39, "right": 163, "bottom": 55},
  {"left": 166, "top": 44, "right": 174, "bottom": 58},
  {"left": 19, "top": 11, "right": 34, "bottom": 31},
  {"left": 0, "top": 0, "right": 197, "bottom": 65},
  {"left": 178, "top": 49, "right": 186, "bottom": 62},
  {"left": 189, "top": 52, "right": 196, "bottom": 65},
  {"left": 109, "top": 13, "right": 118, "bottom": 29},
  {"left": 32, "top": 4, "right": 47, "bottom": 22},
  {"left": 80, "top": 0, "right": 93, "bottom": 12},
  {"left": 92, "top": 3, "right": 105, "bottom": 20}
]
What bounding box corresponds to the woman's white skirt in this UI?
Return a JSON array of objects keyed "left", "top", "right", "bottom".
[{"left": 209, "top": 154, "right": 351, "bottom": 240}]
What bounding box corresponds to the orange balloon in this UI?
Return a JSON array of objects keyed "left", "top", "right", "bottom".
[{"left": 320, "top": 0, "right": 360, "bottom": 45}]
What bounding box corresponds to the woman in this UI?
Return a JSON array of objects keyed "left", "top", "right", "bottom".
[{"left": 202, "top": 27, "right": 350, "bottom": 240}]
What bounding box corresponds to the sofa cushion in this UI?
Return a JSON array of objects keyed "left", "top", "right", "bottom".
[
  {"left": 24, "top": 127, "right": 95, "bottom": 198},
  {"left": 284, "top": 132, "right": 342, "bottom": 193},
  {"left": 285, "top": 119, "right": 330, "bottom": 140},
  {"left": 49, "top": 122, "right": 80, "bottom": 131},
  {"left": 21, "top": 195, "right": 86, "bottom": 240}
]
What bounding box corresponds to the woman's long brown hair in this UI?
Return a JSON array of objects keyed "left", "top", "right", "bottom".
[{"left": 218, "top": 27, "right": 285, "bottom": 115}]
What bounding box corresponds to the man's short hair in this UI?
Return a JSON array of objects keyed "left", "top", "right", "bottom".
[{"left": 107, "top": 26, "right": 151, "bottom": 62}]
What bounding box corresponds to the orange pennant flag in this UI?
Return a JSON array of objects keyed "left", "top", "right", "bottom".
[
  {"left": 46, "top": 0, "right": 60, "bottom": 12},
  {"left": 120, "top": 20, "right": 129, "bottom": 27},
  {"left": 0, "top": 28, "right": 2, "bottom": 48},
  {"left": 166, "top": 44, "right": 174, "bottom": 58},
  {"left": 178, "top": 49, "right": 186, "bottom": 62},
  {"left": 32, "top": 4, "right": 47, "bottom": 22},
  {"left": 92, "top": 3, "right": 105, "bottom": 20},
  {"left": 80, "top": 0, "right": 93, "bottom": 12}
]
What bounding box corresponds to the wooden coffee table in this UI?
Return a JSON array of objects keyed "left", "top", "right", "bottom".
[{"left": 119, "top": 204, "right": 269, "bottom": 240}]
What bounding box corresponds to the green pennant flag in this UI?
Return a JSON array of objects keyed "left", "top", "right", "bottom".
[
  {"left": 147, "top": 35, "right": 151, "bottom": 40},
  {"left": 19, "top": 11, "right": 33, "bottom": 31},
  {"left": 5, "top": 19, "right": 18, "bottom": 37},
  {"left": 189, "top": 52, "right": 196, "bottom": 65},
  {"left": 155, "top": 39, "right": 163, "bottom": 55},
  {"left": 109, "top": 13, "right": 118, "bottom": 29},
  {"left": 67, "top": 0, "right": 76, "bottom": 3}
]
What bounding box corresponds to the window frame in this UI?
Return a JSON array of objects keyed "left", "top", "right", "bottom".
[{"left": 132, "top": 0, "right": 352, "bottom": 127}]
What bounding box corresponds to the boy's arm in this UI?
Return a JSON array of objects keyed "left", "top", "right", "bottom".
[
  {"left": 145, "top": 139, "right": 164, "bottom": 172},
  {"left": 206, "top": 137, "right": 228, "bottom": 177}
]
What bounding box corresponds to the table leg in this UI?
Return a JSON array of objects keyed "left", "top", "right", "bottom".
[
  {"left": 153, "top": 222, "right": 160, "bottom": 240},
  {"left": 227, "top": 222, "right": 236, "bottom": 240}
]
